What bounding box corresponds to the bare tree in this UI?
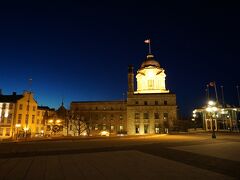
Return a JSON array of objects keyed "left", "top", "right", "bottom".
[{"left": 69, "top": 111, "right": 91, "bottom": 136}]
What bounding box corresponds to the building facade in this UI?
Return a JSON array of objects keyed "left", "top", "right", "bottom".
[
  {"left": 70, "top": 53, "right": 177, "bottom": 135},
  {"left": 0, "top": 91, "right": 38, "bottom": 139}
]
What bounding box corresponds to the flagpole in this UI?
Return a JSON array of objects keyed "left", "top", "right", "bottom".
[
  {"left": 214, "top": 82, "right": 219, "bottom": 104},
  {"left": 206, "top": 84, "right": 209, "bottom": 101},
  {"left": 237, "top": 85, "right": 240, "bottom": 107},
  {"left": 221, "top": 85, "right": 225, "bottom": 107},
  {"left": 149, "top": 40, "right": 151, "bottom": 54}
]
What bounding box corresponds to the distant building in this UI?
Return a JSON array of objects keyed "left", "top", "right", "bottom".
[
  {"left": 71, "top": 53, "right": 177, "bottom": 135},
  {"left": 37, "top": 106, "right": 55, "bottom": 136},
  {"left": 193, "top": 102, "right": 240, "bottom": 132}
]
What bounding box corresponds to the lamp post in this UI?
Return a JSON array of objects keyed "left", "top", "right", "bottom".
[{"left": 206, "top": 101, "right": 218, "bottom": 138}]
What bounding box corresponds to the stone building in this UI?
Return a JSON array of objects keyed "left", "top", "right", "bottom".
[
  {"left": 127, "top": 54, "right": 177, "bottom": 135},
  {"left": 70, "top": 101, "right": 126, "bottom": 136},
  {"left": 70, "top": 53, "right": 177, "bottom": 135}
]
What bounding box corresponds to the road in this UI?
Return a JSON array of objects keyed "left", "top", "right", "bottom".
[{"left": 0, "top": 133, "right": 239, "bottom": 179}]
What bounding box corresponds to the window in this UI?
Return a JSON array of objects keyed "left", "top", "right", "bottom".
[
  {"left": 119, "top": 115, "right": 123, "bottom": 120},
  {"left": 155, "top": 124, "right": 160, "bottom": 134},
  {"left": 95, "top": 124, "right": 98, "bottom": 130},
  {"left": 8, "top": 114, "right": 12, "bottom": 121},
  {"left": 0, "top": 128, "right": 3, "bottom": 136},
  {"left": 144, "top": 101, "right": 148, "bottom": 105},
  {"left": 144, "top": 124, "right": 149, "bottom": 134},
  {"left": 102, "top": 124, "right": 106, "bottom": 130},
  {"left": 37, "top": 119, "right": 39, "bottom": 124},
  {"left": 25, "top": 114, "right": 29, "bottom": 124},
  {"left": 2, "top": 103, "right": 6, "bottom": 109},
  {"left": 135, "top": 101, "right": 139, "bottom": 105},
  {"left": 110, "top": 125, "right": 114, "bottom": 130},
  {"left": 37, "top": 111, "right": 40, "bottom": 116},
  {"left": 154, "top": 113, "right": 159, "bottom": 119},
  {"left": 70, "top": 125, "right": 72, "bottom": 131},
  {"left": 164, "top": 101, "right": 168, "bottom": 105},
  {"left": 9, "top": 103, "right": 13, "bottom": 109},
  {"left": 135, "top": 125, "right": 140, "bottom": 134},
  {"left": 119, "top": 125, "right": 123, "bottom": 131},
  {"left": 135, "top": 113, "right": 140, "bottom": 119},
  {"left": 95, "top": 107, "right": 98, "bottom": 110},
  {"left": 41, "top": 120, "right": 44, "bottom": 124},
  {"left": 26, "top": 105, "right": 29, "bottom": 111},
  {"left": 110, "top": 114, "right": 114, "bottom": 120},
  {"left": 32, "top": 115, "right": 35, "bottom": 123},
  {"left": 163, "top": 113, "right": 168, "bottom": 120},
  {"left": 148, "top": 80, "right": 154, "bottom": 89},
  {"left": 155, "top": 101, "right": 158, "bottom": 105},
  {"left": 5, "top": 128, "right": 10, "bottom": 136},
  {"left": 143, "top": 113, "right": 149, "bottom": 119},
  {"left": 8, "top": 114, "right": 12, "bottom": 123},
  {"left": 33, "top": 106, "right": 36, "bottom": 111},
  {"left": 19, "top": 104, "right": 23, "bottom": 110},
  {"left": 18, "top": 114, "right": 22, "bottom": 123}
]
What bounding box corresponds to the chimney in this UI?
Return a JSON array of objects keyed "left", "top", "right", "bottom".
[
  {"left": 128, "top": 65, "right": 134, "bottom": 94},
  {"left": 12, "top": 92, "right": 17, "bottom": 96}
]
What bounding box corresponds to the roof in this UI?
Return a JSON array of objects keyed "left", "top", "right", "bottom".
[
  {"left": 38, "top": 106, "right": 51, "bottom": 110},
  {"left": 140, "top": 54, "right": 160, "bottom": 69},
  {"left": 71, "top": 100, "right": 127, "bottom": 104},
  {"left": 0, "top": 95, "right": 23, "bottom": 103}
]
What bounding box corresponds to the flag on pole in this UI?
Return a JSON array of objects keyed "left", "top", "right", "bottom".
[{"left": 144, "top": 39, "right": 150, "bottom": 44}]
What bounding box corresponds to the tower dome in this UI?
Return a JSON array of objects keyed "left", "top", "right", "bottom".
[
  {"left": 135, "top": 53, "right": 169, "bottom": 94},
  {"left": 140, "top": 54, "right": 160, "bottom": 69}
]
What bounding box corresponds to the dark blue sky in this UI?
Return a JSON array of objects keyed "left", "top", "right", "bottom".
[{"left": 0, "top": 1, "right": 239, "bottom": 116}]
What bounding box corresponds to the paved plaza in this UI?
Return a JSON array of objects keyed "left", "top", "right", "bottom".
[{"left": 0, "top": 133, "right": 239, "bottom": 179}]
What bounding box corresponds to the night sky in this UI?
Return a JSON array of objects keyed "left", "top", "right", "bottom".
[{"left": 0, "top": 1, "right": 239, "bottom": 116}]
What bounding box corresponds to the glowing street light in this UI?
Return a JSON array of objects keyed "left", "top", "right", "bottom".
[{"left": 206, "top": 101, "right": 218, "bottom": 138}]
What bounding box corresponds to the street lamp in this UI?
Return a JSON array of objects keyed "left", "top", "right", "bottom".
[{"left": 206, "top": 101, "right": 218, "bottom": 138}]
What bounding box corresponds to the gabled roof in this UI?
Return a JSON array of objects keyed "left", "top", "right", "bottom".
[{"left": 0, "top": 95, "right": 23, "bottom": 103}]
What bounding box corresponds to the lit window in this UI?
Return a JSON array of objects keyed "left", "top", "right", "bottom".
[
  {"left": 19, "top": 104, "right": 23, "bottom": 110},
  {"left": 163, "top": 113, "right": 168, "bottom": 120},
  {"left": 0, "top": 128, "right": 3, "bottom": 136},
  {"left": 135, "top": 125, "right": 140, "bottom": 134},
  {"left": 119, "top": 125, "right": 123, "bottom": 131},
  {"left": 148, "top": 80, "right": 154, "bottom": 89}
]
